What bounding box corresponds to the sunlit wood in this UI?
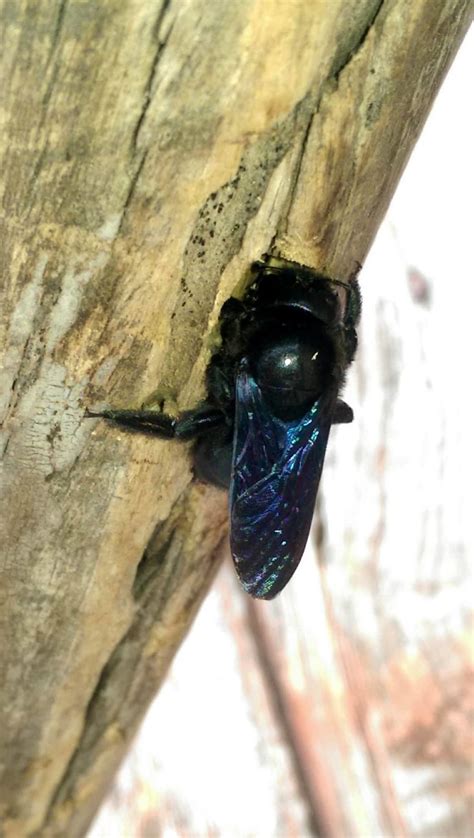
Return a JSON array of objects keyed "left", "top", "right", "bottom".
[{"left": 0, "top": 0, "right": 470, "bottom": 834}]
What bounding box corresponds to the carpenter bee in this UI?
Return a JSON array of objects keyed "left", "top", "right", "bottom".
[{"left": 88, "top": 256, "right": 361, "bottom": 599}]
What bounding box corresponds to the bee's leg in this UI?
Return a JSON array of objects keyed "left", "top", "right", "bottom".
[
  {"left": 86, "top": 403, "right": 228, "bottom": 440},
  {"left": 194, "top": 427, "right": 233, "bottom": 490},
  {"left": 332, "top": 399, "right": 354, "bottom": 424},
  {"left": 87, "top": 403, "right": 232, "bottom": 487},
  {"left": 85, "top": 408, "right": 176, "bottom": 437},
  {"left": 173, "top": 403, "right": 232, "bottom": 487},
  {"left": 174, "top": 404, "right": 228, "bottom": 440}
]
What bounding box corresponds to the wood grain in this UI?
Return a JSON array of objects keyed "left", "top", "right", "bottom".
[
  {"left": 93, "top": 204, "right": 474, "bottom": 837},
  {"left": 0, "top": 0, "right": 470, "bottom": 834}
]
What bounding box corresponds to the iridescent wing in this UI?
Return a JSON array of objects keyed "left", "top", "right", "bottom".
[{"left": 229, "top": 362, "right": 334, "bottom": 599}]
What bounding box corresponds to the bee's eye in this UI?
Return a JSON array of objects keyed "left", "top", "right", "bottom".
[{"left": 251, "top": 327, "right": 334, "bottom": 420}]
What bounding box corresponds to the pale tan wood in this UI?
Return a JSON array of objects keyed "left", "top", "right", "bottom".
[
  {"left": 93, "top": 220, "right": 473, "bottom": 837},
  {"left": 0, "top": 0, "right": 470, "bottom": 835}
]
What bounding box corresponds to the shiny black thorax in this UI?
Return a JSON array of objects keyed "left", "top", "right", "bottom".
[
  {"left": 193, "top": 261, "right": 360, "bottom": 487},
  {"left": 88, "top": 258, "right": 361, "bottom": 599},
  {"left": 89, "top": 259, "right": 360, "bottom": 489}
]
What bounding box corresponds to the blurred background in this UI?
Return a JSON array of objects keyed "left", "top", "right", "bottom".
[{"left": 90, "top": 28, "right": 473, "bottom": 838}]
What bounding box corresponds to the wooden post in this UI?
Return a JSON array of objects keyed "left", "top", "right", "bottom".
[{"left": 0, "top": 1, "right": 470, "bottom": 834}]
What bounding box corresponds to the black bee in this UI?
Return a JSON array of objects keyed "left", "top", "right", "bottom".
[{"left": 89, "top": 257, "right": 361, "bottom": 599}]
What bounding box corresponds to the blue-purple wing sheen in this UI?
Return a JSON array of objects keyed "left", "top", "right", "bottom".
[{"left": 229, "top": 363, "right": 333, "bottom": 599}]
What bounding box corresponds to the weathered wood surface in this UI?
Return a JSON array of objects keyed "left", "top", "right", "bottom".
[
  {"left": 92, "top": 64, "right": 474, "bottom": 829},
  {"left": 0, "top": 1, "right": 470, "bottom": 835}
]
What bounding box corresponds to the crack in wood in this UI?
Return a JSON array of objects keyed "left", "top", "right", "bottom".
[
  {"left": 130, "top": 0, "right": 174, "bottom": 155},
  {"left": 38, "top": 532, "right": 181, "bottom": 832},
  {"left": 118, "top": 0, "right": 176, "bottom": 234},
  {"left": 48, "top": 0, "right": 69, "bottom": 61},
  {"left": 275, "top": 1, "right": 386, "bottom": 255},
  {"left": 332, "top": 0, "right": 386, "bottom": 81},
  {"left": 36, "top": 486, "right": 213, "bottom": 834},
  {"left": 118, "top": 149, "right": 149, "bottom": 233},
  {"left": 132, "top": 529, "right": 176, "bottom": 602},
  {"left": 33, "top": 1, "right": 70, "bottom": 147},
  {"left": 276, "top": 104, "right": 318, "bottom": 245}
]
